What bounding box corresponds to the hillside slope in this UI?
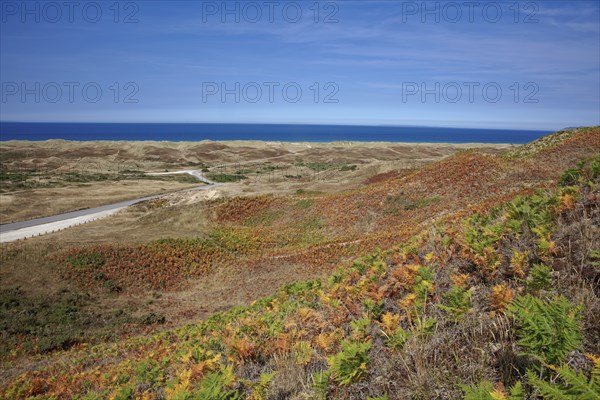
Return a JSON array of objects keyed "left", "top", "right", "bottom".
[{"left": 1, "top": 127, "right": 599, "bottom": 399}]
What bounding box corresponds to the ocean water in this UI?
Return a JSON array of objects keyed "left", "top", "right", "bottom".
[{"left": 0, "top": 122, "right": 551, "bottom": 144}]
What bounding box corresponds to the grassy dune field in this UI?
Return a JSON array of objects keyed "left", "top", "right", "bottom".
[{"left": 0, "top": 140, "right": 510, "bottom": 223}]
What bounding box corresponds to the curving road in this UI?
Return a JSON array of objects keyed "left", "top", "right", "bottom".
[{"left": 0, "top": 170, "right": 217, "bottom": 243}]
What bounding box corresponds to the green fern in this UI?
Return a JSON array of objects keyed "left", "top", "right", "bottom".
[
  {"left": 463, "top": 214, "right": 504, "bottom": 255},
  {"left": 559, "top": 153, "right": 600, "bottom": 185},
  {"left": 589, "top": 249, "right": 600, "bottom": 267},
  {"left": 350, "top": 317, "right": 371, "bottom": 340},
  {"left": 506, "top": 193, "right": 557, "bottom": 238},
  {"left": 590, "top": 154, "right": 600, "bottom": 179},
  {"left": 560, "top": 168, "right": 582, "bottom": 186},
  {"left": 248, "top": 372, "right": 275, "bottom": 400},
  {"left": 312, "top": 370, "right": 330, "bottom": 400},
  {"left": 508, "top": 295, "right": 582, "bottom": 365},
  {"left": 526, "top": 263, "right": 553, "bottom": 291},
  {"left": 461, "top": 380, "right": 524, "bottom": 400},
  {"left": 194, "top": 366, "right": 241, "bottom": 400},
  {"left": 508, "top": 381, "right": 525, "bottom": 399},
  {"left": 462, "top": 380, "right": 495, "bottom": 399},
  {"left": 439, "top": 286, "right": 473, "bottom": 321},
  {"left": 383, "top": 326, "right": 411, "bottom": 350},
  {"left": 527, "top": 361, "right": 599, "bottom": 399},
  {"left": 362, "top": 299, "right": 384, "bottom": 320},
  {"left": 327, "top": 340, "right": 371, "bottom": 385}
]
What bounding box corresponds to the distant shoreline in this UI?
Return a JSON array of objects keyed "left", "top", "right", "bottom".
[
  {"left": 1, "top": 138, "right": 517, "bottom": 148},
  {"left": 0, "top": 122, "right": 551, "bottom": 144}
]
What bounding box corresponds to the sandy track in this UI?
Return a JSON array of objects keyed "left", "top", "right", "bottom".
[{"left": 145, "top": 170, "right": 214, "bottom": 184}]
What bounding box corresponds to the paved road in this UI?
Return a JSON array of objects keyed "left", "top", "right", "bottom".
[{"left": 0, "top": 170, "right": 217, "bottom": 243}]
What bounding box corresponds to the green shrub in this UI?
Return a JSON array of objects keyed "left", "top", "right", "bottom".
[
  {"left": 590, "top": 154, "right": 600, "bottom": 179},
  {"left": 328, "top": 340, "right": 372, "bottom": 385},
  {"left": 560, "top": 168, "right": 582, "bottom": 186},
  {"left": 304, "top": 162, "right": 336, "bottom": 171},
  {"left": 508, "top": 295, "right": 582, "bottom": 364},
  {"left": 556, "top": 154, "right": 600, "bottom": 186},
  {"left": 207, "top": 173, "right": 247, "bottom": 183}
]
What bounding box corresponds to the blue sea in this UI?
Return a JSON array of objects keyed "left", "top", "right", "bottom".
[{"left": 0, "top": 122, "right": 552, "bottom": 144}]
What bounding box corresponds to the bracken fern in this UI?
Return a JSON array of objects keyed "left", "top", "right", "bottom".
[
  {"left": 327, "top": 340, "right": 372, "bottom": 385},
  {"left": 508, "top": 295, "right": 582, "bottom": 365},
  {"left": 527, "top": 356, "right": 599, "bottom": 399}
]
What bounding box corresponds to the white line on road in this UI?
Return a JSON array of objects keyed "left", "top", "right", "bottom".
[
  {"left": 0, "top": 207, "right": 126, "bottom": 243},
  {"left": 0, "top": 170, "right": 218, "bottom": 243}
]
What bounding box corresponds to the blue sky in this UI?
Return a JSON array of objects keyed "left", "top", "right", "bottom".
[{"left": 0, "top": 0, "right": 599, "bottom": 130}]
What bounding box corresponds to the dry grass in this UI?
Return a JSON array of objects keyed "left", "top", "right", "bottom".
[
  {"left": 0, "top": 139, "right": 511, "bottom": 172},
  {"left": 0, "top": 180, "right": 200, "bottom": 223},
  {"left": 0, "top": 131, "right": 598, "bottom": 398},
  {"left": 364, "top": 312, "right": 518, "bottom": 399},
  {"left": 1, "top": 139, "right": 509, "bottom": 223}
]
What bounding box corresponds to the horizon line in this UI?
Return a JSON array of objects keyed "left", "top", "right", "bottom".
[{"left": 0, "top": 121, "right": 556, "bottom": 132}]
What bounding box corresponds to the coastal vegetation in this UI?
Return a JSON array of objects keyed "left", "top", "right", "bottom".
[{"left": 0, "top": 127, "right": 599, "bottom": 399}]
